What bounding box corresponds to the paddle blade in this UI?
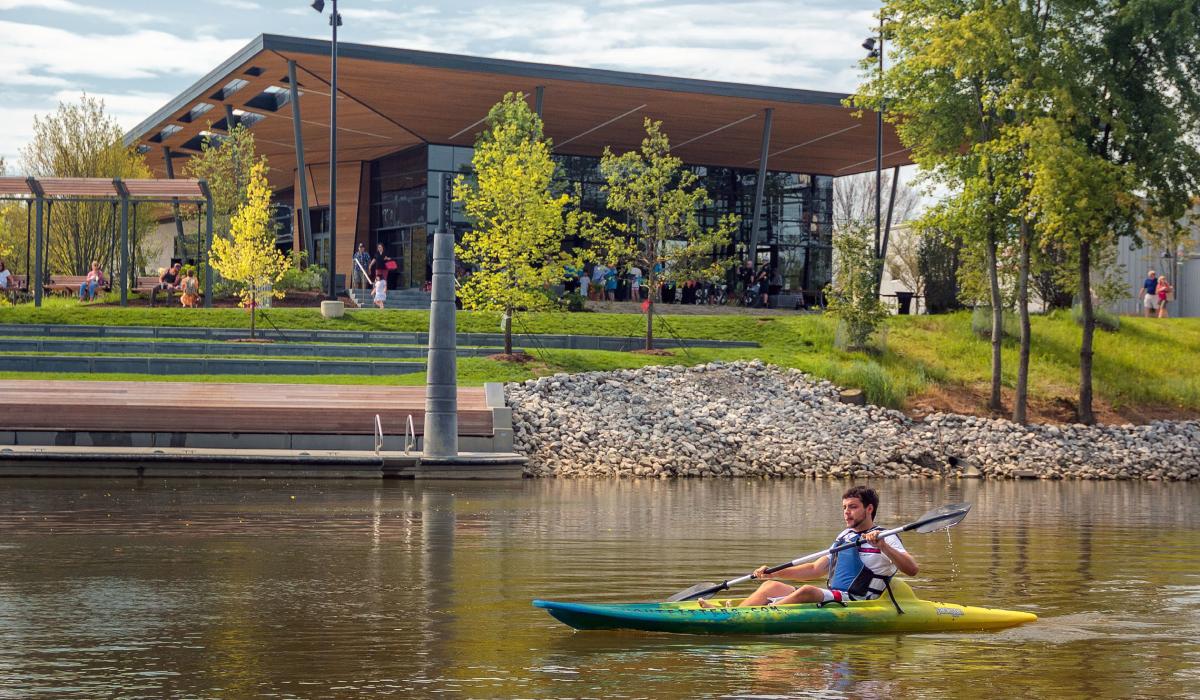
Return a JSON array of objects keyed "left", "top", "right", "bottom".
[
  {"left": 912, "top": 502, "right": 972, "bottom": 533},
  {"left": 667, "top": 582, "right": 719, "bottom": 602}
]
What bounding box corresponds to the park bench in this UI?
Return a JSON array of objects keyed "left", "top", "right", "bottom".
[
  {"left": 3, "top": 274, "right": 30, "bottom": 304},
  {"left": 45, "top": 275, "right": 112, "bottom": 297}
]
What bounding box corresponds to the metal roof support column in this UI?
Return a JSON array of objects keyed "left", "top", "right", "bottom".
[
  {"left": 534, "top": 86, "right": 544, "bottom": 118},
  {"left": 115, "top": 178, "right": 130, "bottom": 306},
  {"left": 200, "top": 180, "right": 214, "bottom": 308},
  {"left": 878, "top": 164, "right": 900, "bottom": 293},
  {"left": 748, "top": 107, "right": 774, "bottom": 259},
  {"left": 288, "top": 60, "right": 315, "bottom": 265},
  {"left": 27, "top": 177, "right": 43, "bottom": 307},
  {"left": 163, "top": 146, "right": 187, "bottom": 256},
  {"left": 423, "top": 173, "right": 458, "bottom": 459},
  {"left": 225, "top": 104, "right": 238, "bottom": 132}
]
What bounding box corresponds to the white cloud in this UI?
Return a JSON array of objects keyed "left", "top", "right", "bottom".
[
  {"left": 0, "top": 0, "right": 160, "bottom": 25},
  {"left": 0, "top": 21, "right": 249, "bottom": 84},
  {"left": 211, "top": 0, "right": 263, "bottom": 8},
  {"left": 363, "top": 1, "right": 877, "bottom": 92}
]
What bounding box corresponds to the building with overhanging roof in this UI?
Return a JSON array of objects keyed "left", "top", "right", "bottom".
[{"left": 125, "top": 34, "right": 909, "bottom": 303}]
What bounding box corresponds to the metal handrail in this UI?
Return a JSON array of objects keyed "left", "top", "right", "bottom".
[
  {"left": 354, "top": 257, "right": 372, "bottom": 289},
  {"left": 405, "top": 414, "right": 416, "bottom": 456},
  {"left": 374, "top": 414, "right": 383, "bottom": 455}
]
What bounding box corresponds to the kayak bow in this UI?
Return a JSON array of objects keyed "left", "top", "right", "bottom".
[{"left": 533, "top": 580, "right": 1036, "bottom": 635}]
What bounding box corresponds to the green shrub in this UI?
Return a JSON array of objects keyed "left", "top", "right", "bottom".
[
  {"left": 276, "top": 264, "right": 326, "bottom": 292},
  {"left": 1071, "top": 303, "right": 1120, "bottom": 332},
  {"left": 970, "top": 306, "right": 1021, "bottom": 339},
  {"left": 560, "top": 292, "right": 587, "bottom": 312}
]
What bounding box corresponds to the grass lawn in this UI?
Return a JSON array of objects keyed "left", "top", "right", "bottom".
[{"left": 3, "top": 298, "right": 1199, "bottom": 422}]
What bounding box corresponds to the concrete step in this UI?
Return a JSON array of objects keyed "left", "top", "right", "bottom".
[
  {"left": 0, "top": 337, "right": 508, "bottom": 359},
  {"left": 0, "top": 323, "right": 760, "bottom": 349},
  {"left": 0, "top": 355, "right": 426, "bottom": 376}
]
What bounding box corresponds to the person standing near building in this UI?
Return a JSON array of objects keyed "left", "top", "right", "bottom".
[
  {"left": 579, "top": 264, "right": 590, "bottom": 300},
  {"left": 352, "top": 243, "right": 371, "bottom": 290},
  {"left": 1141, "top": 270, "right": 1159, "bottom": 317},
  {"left": 591, "top": 263, "right": 607, "bottom": 302}
]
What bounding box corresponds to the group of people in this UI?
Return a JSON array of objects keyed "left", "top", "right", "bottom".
[
  {"left": 150, "top": 262, "right": 201, "bottom": 308},
  {"left": 1141, "top": 269, "right": 1175, "bottom": 318},
  {"left": 354, "top": 242, "right": 398, "bottom": 309}
]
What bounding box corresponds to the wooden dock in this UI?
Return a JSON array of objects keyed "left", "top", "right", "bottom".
[{"left": 0, "top": 380, "right": 494, "bottom": 436}]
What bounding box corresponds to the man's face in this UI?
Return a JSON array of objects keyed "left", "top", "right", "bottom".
[{"left": 843, "top": 497, "right": 872, "bottom": 529}]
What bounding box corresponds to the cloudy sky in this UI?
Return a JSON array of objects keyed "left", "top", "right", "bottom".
[{"left": 0, "top": 0, "right": 882, "bottom": 172}]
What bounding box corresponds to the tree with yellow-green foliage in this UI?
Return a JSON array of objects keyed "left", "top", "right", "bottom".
[
  {"left": 455, "top": 92, "right": 620, "bottom": 356},
  {"left": 209, "top": 161, "right": 290, "bottom": 339}
]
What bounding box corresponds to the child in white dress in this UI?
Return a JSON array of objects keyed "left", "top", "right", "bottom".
[{"left": 373, "top": 274, "right": 387, "bottom": 309}]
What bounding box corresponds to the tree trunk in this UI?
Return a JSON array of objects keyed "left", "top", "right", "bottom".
[
  {"left": 248, "top": 279, "right": 258, "bottom": 340},
  {"left": 986, "top": 229, "right": 1004, "bottom": 412},
  {"left": 1078, "top": 240, "right": 1095, "bottom": 424},
  {"left": 502, "top": 309, "right": 512, "bottom": 356},
  {"left": 1014, "top": 219, "right": 1032, "bottom": 424},
  {"left": 645, "top": 266, "right": 655, "bottom": 351}
]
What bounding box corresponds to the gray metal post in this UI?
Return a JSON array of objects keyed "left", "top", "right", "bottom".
[
  {"left": 877, "top": 164, "right": 900, "bottom": 294},
  {"left": 423, "top": 173, "right": 458, "bottom": 458},
  {"left": 118, "top": 191, "right": 129, "bottom": 306},
  {"left": 288, "top": 60, "right": 315, "bottom": 264},
  {"left": 327, "top": 0, "right": 340, "bottom": 300},
  {"left": 29, "top": 178, "right": 43, "bottom": 307},
  {"left": 875, "top": 18, "right": 884, "bottom": 259},
  {"left": 747, "top": 108, "right": 774, "bottom": 260},
  {"left": 163, "top": 146, "right": 186, "bottom": 256},
  {"left": 200, "top": 180, "right": 214, "bottom": 308},
  {"left": 224, "top": 103, "right": 238, "bottom": 132},
  {"left": 534, "top": 86, "right": 544, "bottom": 118}
]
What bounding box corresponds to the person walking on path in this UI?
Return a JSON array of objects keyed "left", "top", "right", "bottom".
[
  {"left": 1156, "top": 275, "right": 1174, "bottom": 318},
  {"left": 1141, "top": 270, "right": 1159, "bottom": 317},
  {"left": 352, "top": 243, "right": 371, "bottom": 290},
  {"left": 699, "top": 486, "right": 918, "bottom": 608}
]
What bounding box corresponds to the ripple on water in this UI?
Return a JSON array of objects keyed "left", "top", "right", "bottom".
[{"left": 0, "top": 478, "right": 1196, "bottom": 698}]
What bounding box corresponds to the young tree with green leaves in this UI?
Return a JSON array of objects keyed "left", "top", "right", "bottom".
[
  {"left": 186, "top": 124, "right": 265, "bottom": 252},
  {"left": 826, "top": 223, "right": 890, "bottom": 350},
  {"left": 20, "top": 94, "right": 155, "bottom": 279},
  {"left": 454, "top": 92, "right": 619, "bottom": 356},
  {"left": 209, "top": 161, "right": 290, "bottom": 339},
  {"left": 600, "top": 118, "right": 739, "bottom": 350}
]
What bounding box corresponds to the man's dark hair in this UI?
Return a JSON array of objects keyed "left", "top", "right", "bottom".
[{"left": 842, "top": 485, "right": 879, "bottom": 519}]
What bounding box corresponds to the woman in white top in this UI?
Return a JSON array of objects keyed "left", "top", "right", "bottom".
[
  {"left": 373, "top": 274, "right": 388, "bottom": 309},
  {"left": 0, "top": 260, "right": 10, "bottom": 290}
]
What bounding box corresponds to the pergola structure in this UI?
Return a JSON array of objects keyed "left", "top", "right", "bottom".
[
  {"left": 125, "top": 34, "right": 911, "bottom": 289},
  {"left": 0, "top": 177, "right": 213, "bottom": 307}
]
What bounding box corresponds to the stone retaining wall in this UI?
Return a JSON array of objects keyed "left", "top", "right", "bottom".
[{"left": 507, "top": 361, "right": 1199, "bottom": 481}]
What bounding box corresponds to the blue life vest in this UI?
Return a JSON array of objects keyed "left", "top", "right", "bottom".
[{"left": 827, "top": 526, "right": 897, "bottom": 599}]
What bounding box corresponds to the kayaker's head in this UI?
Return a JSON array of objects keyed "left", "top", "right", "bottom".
[{"left": 842, "top": 486, "right": 879, "bottom": 531}]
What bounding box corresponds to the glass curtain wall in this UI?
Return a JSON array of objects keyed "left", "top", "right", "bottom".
[{"left": 365, "top": 144, "right": 834, "bottom": 295}]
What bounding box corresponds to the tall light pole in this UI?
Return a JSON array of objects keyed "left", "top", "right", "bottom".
[
  {"left": 311, "top": 0, "right": 341, "bottom": 300},
  {"left": 863, "top": 23, "right": 883, "bottom": 262}
]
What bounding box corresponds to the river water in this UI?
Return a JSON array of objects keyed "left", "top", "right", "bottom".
[{"left": 0, "top": 478, "right": 1196, "bottom": 699}]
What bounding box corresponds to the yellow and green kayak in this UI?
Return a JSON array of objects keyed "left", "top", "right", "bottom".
[{"left": 533, "top": 580, "right": 1036, "bottom": 635}]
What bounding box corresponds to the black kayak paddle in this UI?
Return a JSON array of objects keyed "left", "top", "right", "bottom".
[{"left": 667, "top": 502, "right": 972, "bottom": 602}]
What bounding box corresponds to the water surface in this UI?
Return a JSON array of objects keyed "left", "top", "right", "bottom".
[{"left": 0, "top": 479, "right": 1196, "bottom": 698}]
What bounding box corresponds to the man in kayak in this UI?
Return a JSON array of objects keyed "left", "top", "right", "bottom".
[{"left": 701, "top": 486, "right": 919, "bottom": 608}]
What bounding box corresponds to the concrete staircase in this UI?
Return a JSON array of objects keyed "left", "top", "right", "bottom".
[{"left": 347, "top": 287, "right": 433, "bottom": 310}]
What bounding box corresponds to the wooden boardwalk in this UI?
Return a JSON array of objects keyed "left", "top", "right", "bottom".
[{"left": 0, "top": 380, "right": 494, "bottom": 436}]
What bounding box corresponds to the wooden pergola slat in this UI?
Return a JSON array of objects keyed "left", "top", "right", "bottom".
[{"left": 0, "top": 176, "right": 206, "bottom": 201}]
